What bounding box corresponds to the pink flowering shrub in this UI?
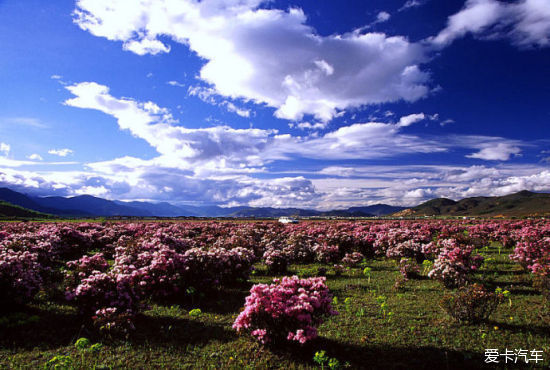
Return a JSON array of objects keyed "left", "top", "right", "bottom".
[
  {"left": 113, "top": 242, "right": 186, "bottom": 297},
  {"left": 0, "top": 246, "right": 45, "bottom": 304},
  {"left": 313, "top": 243, "right": 340, "bottom": 264},
  {"left": 263, "top": 248, "right": 289, "bottom": 274},
  {"left": 386, "top": 240, "right": 424, "bottom": 262},
  {"left": 510, "top": 239, "right": 550, "bottom": 274},
  {"left": 182, "top": 247, "right": 255, "bottom": 286},
  {"left": 92, "top": 307, "right": 136, "bottom": 334},
  {"left": 65, "top": 270, "right": 144, "bottom": 318},
  {"left": 64, "top": 253, "right": 109, "bottom": 289},
  {"left": 233, "top": 276, "right": 338, "bottom": 344},
  {"left": 428, "top": 240, "right": 484, "bottom": 288},
  {"left": 341, "top": 252, "right": 364, "bottom": 267}
]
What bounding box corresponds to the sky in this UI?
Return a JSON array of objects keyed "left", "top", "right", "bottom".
[{"left": 0, "top": 0, "right": 549, "bottom": 209}]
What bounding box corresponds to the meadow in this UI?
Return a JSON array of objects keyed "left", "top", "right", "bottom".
[{"left": 0, "top": 220, "right": 549, "bottom": 369}]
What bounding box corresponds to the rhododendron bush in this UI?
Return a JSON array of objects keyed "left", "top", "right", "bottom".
[
  {"left": 1, "top": 218, "right": 549, "bottom": 333},
  {"left": 233, "top": 276, "right": 338, "bottom": 344},
  {"left": 428, "top": 239, "right": 484, "bottom": 288},
  {"left": 0, "top": 246, "right": 46, "bottom": 304}
]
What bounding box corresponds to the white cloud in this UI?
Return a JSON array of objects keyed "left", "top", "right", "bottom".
[
  {"left": 0, "top": 143, "right": 10, "bottom": 156},
  {"left": 64, "top": 82, "right": 277, "bottom": 173},
  {"left": 222, "top": 101, "right": 251, "bottom": 117},
  {"left": 49, "top": 81, "right": 541, "bottom": 207},
  {"left": 48, "top": 148, "right": 74, "bottom": 157},
  {"left": 399, "top": 0, "right": 425, "bottom": 11},
  {"left": 65, "top": 81, "right": 529, "bottom": 171},
  {"left": 295, "top": 121, "right": 327, "bottom": 130},
  {"left": 50, "top": 75, "right": 62, "bottom": 80},
  {"left": 313, "top": 164, "right": 550, "bottom": 208},
  {"left": 167, "top": 80, "right": 185, "bottom": 88},
  {"left": 432, "top": 0, "right": 550, "bottom": 48},
  {"left": 74, "top": 0, "right": 431, "bottom": 122},
  {"left": 397, "top": 113, "right": 426, "bottom": 127},
  {"left": 27, "top": 154, "right": 43, "bottom": 161},
  {"left": 376, "top": 11, "right": 391, "bottom": 23},
  {"left": 466, "top": 142, "right": 522, "bottom": 161}
]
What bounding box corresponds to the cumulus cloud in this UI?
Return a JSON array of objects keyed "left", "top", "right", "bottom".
[
  {"left": 431, "top": 0, "right": 550, "bottom": 48},
  {"left": 293, "top": 121, "right": 327, "bottom": 130},
  {"left": 73, "top": 0, "right": 431, "bottom": 122},
  {"left": 48, "top": 148, "right": 74, "bottom": 157},
  {"left": 0, "top": 81, "right": 512, "bottom": 207},
  {"left": 27, "top": 154, "right": 43, "bottom": 161},
  {"left": 397, "top": 113, "right": 426, "bottom": 127},
  {"left": 466, "top": 142, "right": 522, "bottom": 161},
  {"left": 65, "top": 81, "right": 529, "bottom": 172},
  {"left": 313, "top": 164, "right": 550, "bottom": 208}
]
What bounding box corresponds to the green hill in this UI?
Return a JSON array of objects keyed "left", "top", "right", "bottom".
[
  {"left": 394, "top": 190, "right": 550, "bottom": 217},
  {"left": 0, "top": 201, "right": 51, "bottom": 219}
]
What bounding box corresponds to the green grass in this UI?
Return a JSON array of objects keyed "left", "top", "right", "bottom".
[{"left": 1, "top": 244, "right": 549, "bottom": 369}]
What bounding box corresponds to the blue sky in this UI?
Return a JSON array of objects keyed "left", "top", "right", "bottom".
[{"left": 0, "top": 0, "right": 549, "bottom": 209}]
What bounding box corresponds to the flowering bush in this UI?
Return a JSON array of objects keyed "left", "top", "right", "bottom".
[
  {"left": 182, "top": 247, "right": 255, "bottom": 286},
  {"left": 313, "top": 243, "right": 340, "bottom": 264},
  {"left": 341, "top": 252, "right": 364, "bottom": 267},
  {"left": 92, "top": 307, "right": 136, "bottom": 334},
  {"left": 0, "top": 246, "right": 45, "bottom": 304},
  {"left": 233, "top": 276, "right": 338, "bottom": 344},
  {"left": 428, "top": 241, "right": 483, "bottom": 288},
  {"left": 263, "top": 248, "right": 289, "bottom": 274},
  {"left": 440, "top": 283, "right": 501, "bottom": 323}
]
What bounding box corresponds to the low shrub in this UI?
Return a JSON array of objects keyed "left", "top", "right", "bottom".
[
  {"left": 233, "top": 276, "right": 338, "bottom": 344},
  {"left": 428, "top": 242, "right": 483, "bottom": 288},
  {"left": 341, "top": 252, "right": 364, "bottom": 267},
  {"left": 399, "top": 258, "right": 420, "bottom": 279},
  {"left": 263, "top": 248, "right": 289, "bottom": 274},
  {"left": 0, "top": 247, "right": 45, "bottom": 305},
  {"left": 440, "top": 283, "right": 501, "bottom": 323}
]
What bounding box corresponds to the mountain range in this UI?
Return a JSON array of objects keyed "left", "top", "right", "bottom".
[
  {"left": 392, "top": 190, "right": 550, "bottom": 217},
  {"left": 1, "top": 187, "right": 548, "bottom": 219},
  {"left": 0, "top": 187, "right": 404, "bottom": 218}
]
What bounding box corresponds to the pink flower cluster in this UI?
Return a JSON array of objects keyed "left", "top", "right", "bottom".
[
  {"left": 341, "top": 252, "right": 364, "bottom": 267},
  {"left": 428, "top": 239, "right": 484, "bottom": 288},
  {"left": 233, "top": 276, "right": 338, "bottom": 344},
  {"left": 64, "top": 240, "right": 255, "bottom": 329},
  {"left": 0, "top": 246, "right": 45, "bottom": 302},
  {"left": 313, "top": 243, "right": 340, "bottom": 264}
]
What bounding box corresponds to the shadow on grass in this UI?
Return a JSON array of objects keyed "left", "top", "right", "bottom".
[
  {"left": 153, "top": 284, "right": 251, "bottom": 315},
  {"left": 472, "top": 279, "right": 538, "bottom": 296},
  {"left": 0, "top": 305, "right": 84, "bottom": 350},
  {"left": 481, "top": 268, "right": 527, "bottom": 276},
  {"left": 267, "top": 337, "right": 490, "bottom": 370},
  {"left": 0, "top": 304, "right": 236, "bottom": 351},
  {"left": 131, "top": 314, "right": 236, "bottom": 348},
  {"left": 485, "top": 319, "right": 550, "bottom": 336}
]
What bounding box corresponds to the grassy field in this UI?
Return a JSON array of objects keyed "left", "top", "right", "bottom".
[{"left": 1, "top": 243, "right": 548, "bottom": 369}]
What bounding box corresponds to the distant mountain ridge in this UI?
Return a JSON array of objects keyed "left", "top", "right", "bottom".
[
  {"left": 5, "top": 187, "right": 547, "bottom": 219},
  {"left": 0, "top": 187, "right": 404, "bottom": 218},
  {"left": 393, "top": 190, "right": 550, "bottom": 217}
]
